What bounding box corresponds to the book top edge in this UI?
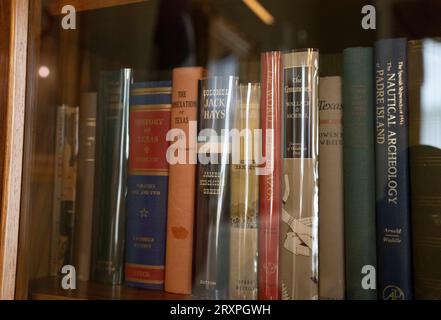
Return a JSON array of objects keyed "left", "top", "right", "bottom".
[
  {"left": 283, "top": 48, "right": 319, "bottom": 53},
  {"left": 375, "top": 37, "right": 408, "bottom": 43},
  {"left": 343, "top": 46, "right": 373, "bottom": 51},
  {"left": 132, "top": 81, "right": 172, "bottom": 89},
  {"left": 199, "top": 75, "right": 239, "bottom": 81},
  {"left": 172, "top": 66, "right": 205, "bottom": 72}
]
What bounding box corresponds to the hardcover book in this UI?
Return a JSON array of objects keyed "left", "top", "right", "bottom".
[
  {"left": 374, "top": 38, "right": 413, "bottom": 300},
  {"left": 165, "top": 67, "right": 205, "bottom": 295},
  {"left": 229, "top": 83, "right": 260, "bottom": 300},
  {"left": 193, "top": 76, "right": 238, "bottom": 300},
  {"left": 409, "top": 38, "right": 441, "bottom": 299},
  {"left": 318, "top": 75, "right": 345, "bottom": 300},
  {"left": 73, "top": 92, "right": 97, "bottom": 282},
  {"left": 92, "top": 69, "right": 132, "bottom": 285},
  {"left": 343, "top": 48, "right": 377, "bottom": 300},
  {"left": 50, "top": 105, "right": 79, "bottom": 276},
  {"left": 281, "top": 49, "right": 319, "bottom": 300},
  {"left": 259, "top": 51, "right": 282, "bottom": 300},
  {"left": 125, "top": 81, "right": 172, "bottom": 290}
]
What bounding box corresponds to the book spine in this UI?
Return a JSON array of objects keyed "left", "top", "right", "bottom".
[
  {"left": 408, "top": 39, "right": 441, "bottom": 299},
  {"left": 193, "top": 76, "right": 238, "bottom": 300},
  {"left": 258, "top": 51, "right": 282, "bottom": 300},
  {"left": 92, "top": 69, "right": 132, "bottom": 285},
  {"left": 318, "top": 76, "right": 345, "bottom": 300},
  {"left": 281, "top": 49, "right": 319, "bottom": 300},
  {"left": 50, "top": 105, "right": 79, "bottom": 276},
  {"left": 125, "top": 81, "right": 172, "bottom": 290},
  {"left": 229, "top": 83, "right": 260, "bottom": 300},
  {"left": 165, "top": 67, "right": 205, "bottom": 295},
  {"left": 73, "top": 93, "right": 97, "bottom": 282},
  {"left": 374, "top": 38, "right": 413, "bottom": 300},
  {"left": 343, "top": 48, "right": 377, "bottom": 300}
]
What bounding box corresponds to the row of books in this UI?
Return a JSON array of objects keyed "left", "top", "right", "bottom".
[{"left": 50, "top": 37, "right": 441, "bottom": 300}]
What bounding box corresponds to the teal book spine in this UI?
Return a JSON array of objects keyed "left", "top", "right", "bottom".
[{"left": 343, "top": 47, "right": 378, "bottom": 300}]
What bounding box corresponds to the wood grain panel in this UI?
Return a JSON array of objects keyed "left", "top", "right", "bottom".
[
  {"left": 0, "top": 0, "right": 12, "bottom": 201},
  {"left": 15, "top": 0, "right": 42, "bottom": 300},
  {"left": 0, "top": 0, "right": 29, "bottom": 300}
]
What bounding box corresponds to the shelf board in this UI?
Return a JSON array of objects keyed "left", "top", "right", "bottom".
[
  {"left": 29, "top": 277, "right": 192, "bottom": 300},
  {"left": 47, "top": 0, "right": 149, "bottom": 16}
]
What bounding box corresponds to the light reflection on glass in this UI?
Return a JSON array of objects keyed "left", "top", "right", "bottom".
[{"left": 420, "top": 39, "right": 441, "bottom": 149}]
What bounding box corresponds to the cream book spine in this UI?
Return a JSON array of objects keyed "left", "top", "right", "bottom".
[
  {"left": 318, "top": 76, "right": 345, "bottom": 299},
  {"left": 281, "top": 49, "right": 319, "bottom": 300}
]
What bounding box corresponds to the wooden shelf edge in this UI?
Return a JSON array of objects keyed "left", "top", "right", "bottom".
[
  {"left": 47, "top": 0, "right": 149, "bottom": 16},
  {"left": 29, "top": 277, "right": 193, "bottom": 300}
]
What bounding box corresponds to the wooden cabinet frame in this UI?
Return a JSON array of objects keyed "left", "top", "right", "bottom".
[
  {"left": 1, "top": 0, "right": 150, "bottom": 301},
  {"left": 0, "top": 0, "right": 29, "bottom": 300}
]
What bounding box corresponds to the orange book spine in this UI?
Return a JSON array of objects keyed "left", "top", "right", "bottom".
[{"left": 165, "top": 67, "right": 205, "bottom": 294}]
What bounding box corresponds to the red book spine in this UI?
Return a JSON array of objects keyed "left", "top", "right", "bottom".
[{"left": 258, "top": 52, "right": 282, "bottom": 300}]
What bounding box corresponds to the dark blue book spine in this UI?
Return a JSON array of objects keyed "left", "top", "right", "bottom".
[
  {"left": 374, "top": 38, "right": 413, "bottom": 300},
  {"left": 125, "top": 81, "right": 172, "bottom": 290}
]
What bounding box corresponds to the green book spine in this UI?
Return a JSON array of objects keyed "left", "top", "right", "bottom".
[
  {"left": 343, "top": 47, "right": 377, "bottom": 300},
  {"left": 92, "top": 69, "right": 132, "bottom": 285}
]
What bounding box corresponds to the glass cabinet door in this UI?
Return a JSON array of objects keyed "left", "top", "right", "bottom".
[{"left": 17, "top": 0, "right": 441, "bottom": 300}]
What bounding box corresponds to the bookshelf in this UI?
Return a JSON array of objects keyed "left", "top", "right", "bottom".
[
  {"left": 29, "top": 277, "right": 191, "bottom": 300},
  {"left": 16, "top": 0, "right": 161, "bottom": 300},
  {"left": 0, "top": 0, "right": 440, "bottom": 301}
]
